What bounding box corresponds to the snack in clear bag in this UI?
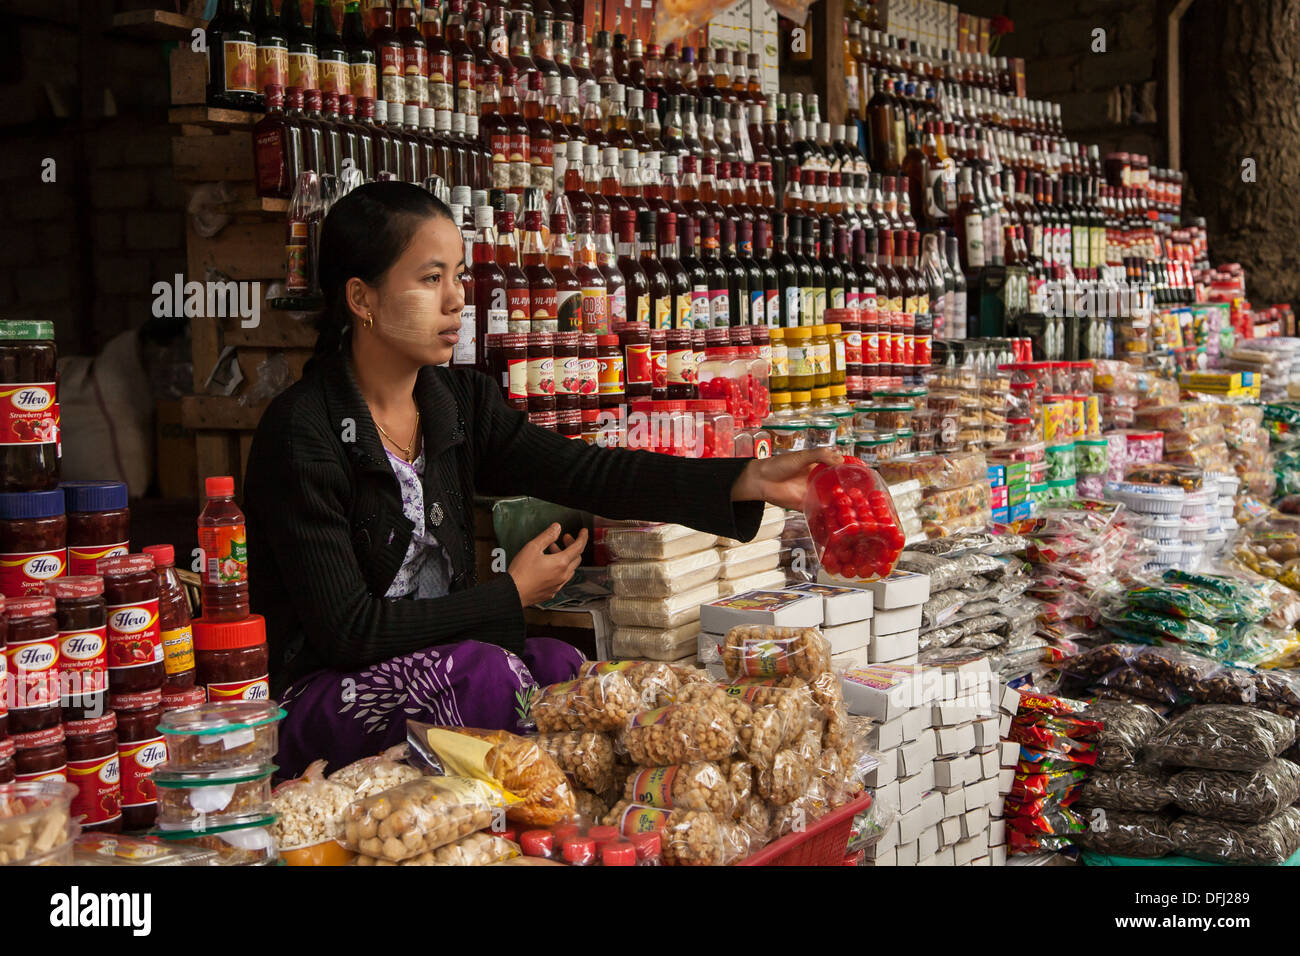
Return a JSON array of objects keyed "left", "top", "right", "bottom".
[
  {"left": 353, "top": 831, "right": 520, "bottom": 866},
  {"left": 621, "top": 762, "right": 736, "bottom": 816},
  {"left": 726, "top": 759, "right": 754, "bottom": 805},
  {"left": 718, "top": 568, "right": 789, "bottom": 597},
  {"left": 327, "top": 747, "right": 423, "bottom": 798},
  {"left": 875, "top": 451, "right": 988, "bottom": 491},
  {"left": 341, "top": 775, "right": 514, "bottom": 862},
  {"left": 1081, "top": 698, "right": 1165, "bottom": 770},
  {"left": 406, "top": 723, "right": 576, "bottom": 827},
  {"left": 802, "top": 456, "right": 905, "bottom": 581},
  {"left": 612, "top": 621, "right": 702, "bottom": 662},
  {"left": 1079, "top": 765, "right": 1174, "bottom": 811},
  {"left": 724, "top": 676, "right": 820, "bottom": 745},
  {"left": 603, "top": 523, "right": 719, "bottom": 560},
  {"left": 769, "top": 778, "right": 834, "bottom": 838},
  {"left": 737, "top": 795, "right": 771, "bottom": 843},
  {"left": 601, "top": 802, "right": 749, "bottom": 865},
  {"left": 536, "top": 731, "right": 617, "bottom": 794},
  {"left": 1160, "top": 569, "right": 1272, "bottom": 622},
  {"left": 1169, "top": 806, "right": 1300, "bottom": 865},
  {"left": 716, "top": 538, "right": 782, "bottom": 579},
  {"left": 756, "top": 747, "right": 813, "bottom": 806},
  {"left": 574, "top": 789, "right": 610, "bottom": 823},
  {"left": 578, "top": 660, "right": 679, "bottom": 709},
  {"left": 609, "top": 580, "right": 722, "bottom": 628},
  {"left": 673, "top": 682, "right": 786, "bottom": 768},
  {"left": 722, "top": 624, "right": 832, "bottom": 679},
  {"left": 608, "top": 548, "right": 721, "bottom": 597},
  {"left": 1144, "top": 705, "right": 1296, "bottom": 770},
  {"left": 1170, "top": 758, "right": 1300, "bottom": 823},
  {"left": 530, "top": 671, "right": 641, "bottom": 733},
  {"left": 621, "top": 701, "right": 737, "bottom": 766},
  {"left": 1074, "top": 808, "right": 1174, "bottom": 858},
  {"left": 267, "top": 761, "right": 357, "bottom": 857},
  {"left": 1135, "top": 401, "right": 1219, "bottom": 431}
]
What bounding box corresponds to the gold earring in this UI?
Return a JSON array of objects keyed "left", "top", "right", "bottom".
[{"left": 363, "top": 311, "right": 374, "bottom": 330}]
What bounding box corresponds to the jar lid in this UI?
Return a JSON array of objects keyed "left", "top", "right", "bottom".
[
  {"left": 65, "top": 712, "right": 118, "bottom": 737},
  {"left": 586, "top": 824, "right": 618, "bottom": 844},
  {"left": 0, "top": 489, "right": 65, "bottom": 520},
  {"left": 43, "top": 576, "right": 104, "bottom": 599},
  {"left": 60, "top": 481, "right": 128, "bottom": 513},
  {"left": 562, "top": 837, "right": 596, "bottom": 865},
  {"left": 162, "top": 687, "right": 208, "bottom": 711},
  {"left": 786, "top": 327, "right": 811, "bottom": 339},
  {"left": 11, "top": 725, "right": 66, "bottom": 749},
  {"left": 6, "top": 595, "right": 55, "bottom": 618},
  {"left": 0, "top": 320, "right": 55, "bottom": 340},
  {"left": 630, "top": 831, "right": 660, "bottom": 860},
  {"left": 520, "top": 829, "right": 553, "bottom": 856},
  {"left": 98, "top": 553, "right": 155, "bottom": 576},
  {"left": 157, "top": 701, "right": 285, "bottom": 737},
  {"left": 769, "top": 327, "right": 784, "bottom": 340},
  {"left": 601, "top": 841, "right": 637, "bottom": 866},
  {"left": 205, "top": 476, "right": 235, "bottom": 498},
  {"left": 192, "top": 614, "right": 267, "bottom": 652},
  {"left": 0, "top": 738, "right": 14, "bottom": 760},
  {"left": 597, "top": 334, "right": 620, "bottom": 346},
  {"left": 110, "top": 688, "right": 164, "bottom": 712},
  {"left": 153, "top": 763, "right": 275, "bottom": 787},
  {"left": 142, "top": 544, "right": 175, "bottom": 567},
  {"left": 791, "top": 391, "right": 812, "bottom": 402}
]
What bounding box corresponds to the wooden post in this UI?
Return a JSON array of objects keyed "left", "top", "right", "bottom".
[
  {"left": 814, "top": 0, "right": 848, "bottom": 126},
  {"left": 1163, "top": 0, "right": 1195, "bottom": 168}
]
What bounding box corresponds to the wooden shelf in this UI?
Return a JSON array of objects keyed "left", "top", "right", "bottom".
[
  {"left": 111, "top": 10, "right": 206, "bottom": 41},
  {"left": 168, "top": 106, "right": 258, "bottom": 130},
  {"left": 223, "top": 310, "right": 318, "bottom": 349},
  {"left": 182, "top": 395, "right": 266, "bottom": 432},
  {"left": 218, "top": 196, "right": 289, "bottom": 219}
]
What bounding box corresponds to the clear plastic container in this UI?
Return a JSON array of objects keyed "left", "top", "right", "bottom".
[
  {"left": 807, "top": 417, "right": 838, "bottom": 448},
  {"left": 0, "top": 780, "right": 77, "bottom": 864},
  {"left": 156, "top": 701, "right": 285, "bottom": 770},
  {"left": 697, "top": 346, "right": 750, "bottom": 426},
  {"left": 768, "top": 421, "right": 809, "bottom": 454},
  {"left": 1105, "top": 481, "right": 1186, "bottom": 514},
  {"left": 611, "top": 621, "right": 701, "bottom": 662},
  {"left": 1045, "top": 443, "right": 1077, "bottom": 482},
  {"left": 684, "top": 399, "right": 735, "bottom": 459},
  {"left": 802, "top": 457, "right": 905, "bottom": 581},
  {"left": 154, "top": 764, "right": 275, "bottom": 831},
  {"left": 150, "top": 814, "right": 278, "bottom": 865}
]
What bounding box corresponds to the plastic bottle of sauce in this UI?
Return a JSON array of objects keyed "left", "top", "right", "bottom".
[
  {"left": 142, "top": 544, "right": 197, "bottom": 692},
  {"left": 196, "top": 476, "right": 250, "bottom": 621}
]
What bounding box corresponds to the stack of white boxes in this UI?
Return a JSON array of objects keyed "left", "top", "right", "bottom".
[
  {"left": 818, "top": 565, "right": 929, "bottom": 666},
  {"left": 695, "top": 586, "right": 826, "bottom": 680},
  {"left": 704, "top": 0, "right": 779, "bottom": 96},
  {"left": 782, "top": 582, "right": 874, "bottom": 669}
]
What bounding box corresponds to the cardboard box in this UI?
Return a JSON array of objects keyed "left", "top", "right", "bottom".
[
  {"left": 954, "top": 834, "right": 983, "bottom": 866},
  {"left": 869, "top": 628, "right": 920, "bottom": 663},
  {"left": 932, "top": 701, "right": 979, "bottom": 727},
  {"left": 935, "top": 722, "right": 977, "bottom": 758},
  {"left": 940, "top": 784, "right": 966, "bottom": 817},
  {"left": 999, "top": 712, "right": 1013, "bottom": 737},
  {"left": 999, "top": 741, "right": 1019, "bottom": 768},
  {"left": 864, "top": 715, "right": 904, "bottom": 752},
  {"left": 898, "top": 805, "right": 927, "bottom": 844},
  {"left": 997, "top": 767, "right": 1015, "bottom": 795},
  {"left": 699, "top": 589, "right": 822, "bottom": 633},
  {"left": 970, "top": 855, "right": 990, "bottom": 866},
  {"left": 823, "top": 619, "right": 871, "bottom": 654},
  {"left": 999, "top": 685, "right": 1020, "bottom": 715},
  {"left": 962, "top": 805, "right": 990, "bottom": 840},
  {"left": 832, "top": 645, "right": 869, "bottom": 669},
  {"left": 917, "top": 824, "right": 939, "bottom": 862},
  {"left": 973, "top": 716, "right": 1000, "bottom": 748},
  {"left": 899, "top": 763, "right": 936, "bottom": 812},
  {"left": 871, "top": 604, "right": 923, "bottom": 636},
  {"left": 783, "top": 581, "right": 873, "bottom": 624},
  {"left": 933, "top": 757, "right": 967, "bottom": 790},
  {"left": 843, "top": 664, "right": 937, "bottom": 721},
  {"left": 862, "top": 847, "right": 897, "bottom": 867},
  {"left": 896, "top": 840, "right": 919, "bottom": 868},
  {"left": 980, "top": 748, "right": 1000, "bottom": 779},
  {"left": 901, "top": 706, "right": 931, "bottom": 743},
  {"left": 939, "top": 815, "right": 962, "bottom": 847},
  {"left": 935, "top": 845, "right": 956, "bottom": 866},
  {"left": 863, "top": 571, "right": 931, "bottom": 609},
  {"left": 1009, "top": 500, "right": 1033, "bottom": 522},
  {"left": 989, "top": 796, "right": 1005, "bottom": 819},
  {"left": 990, "top": 844, "right": 1007, "bottom": 866},
  {"left": 989, "top": 818, "right": 1006, "bottom": 847},
  {"left": 865, "top": 751, "right": 898, "bottom": 787},
  {"left": 920, "top": 790, "right": 945, "bottom": 828},
  {"left": 897, "top": 732, "right": 937, "bottom": 778}
]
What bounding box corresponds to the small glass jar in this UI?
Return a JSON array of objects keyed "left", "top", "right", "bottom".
[
  {"left": 825, "top": 321, "right": 846, "bottom": 387},
  {"left": 807, "top": 417, "right": 837, "bottom": 448},
  {"left": 785, "top": 327, "right": 814, "bottom": 391},
  {"left": 528, "top": 410, "right": 558, "bottom": 430},
  {"left": 666, "top": 328, "right": 695, "bottom": 399},
  {"left": 580, "top": 408, "right": 601, "bottom": 444},
  {"left": 161, "top": 686, "right": 207, "bottom": 712},
  {"left": 810, "top": 386, "right": 833, "bottom": 412},
  {"left": 112, "top": 688, "right": 166, "bottom": 831},
  {"left": 617, "top": 321, "right": 652, "bottom": 400},
  {"left": 768, "top": 328, "right": 788, "bottom": 392},
  {"left": 61, "top": 481, "right": 130, "bottom": 576},
  {"left": 500, "top": 333, "right": 529, "bottom": 412},
  {"left": 12, "top": 725, "right": 66, "bottom": 783},
  {"left": 809, "top": 325, "right": 832, "bottom": 388},
  {"left": 553, "top": 331, "right": 582, "bottom": 412},
  {"left": 0, "top": 489, "right": 67, "bottom": 599},
  {"left": 650, "top": 328, "right": 668, "bottom": 401},
  {"left": 597, "top": 334, "right": 625, "bottom": 409},
  {"left": 65, "top": 712, "right": 122, "bottom": 833},
  {"left": 99, "top": 554, "right": 164, "bottom": 695},
  {"left": 5, "top": 595, "right": 61, "bottom": 734},
  {"left": 193, "top": 614, "right": 270, "bottom": 704},
  {"left": 578, "top": 334, "right": 600, "bottom": 412},
  {"left": 768, "top": 392, "right": 791, "bottom": 419},
  {"left": 0, "top": 320, "right": 60, "bottom": 492},
  {"left": 556, "top": 408, "right": 582, "bottom": 438},
  {"left": 45, "top": 576, "right": 107, "bottom": 721},
  {"left": 526, "top": 332, "right": 556, "bottom": 413},
  {"left": 789, "top": 390, "right": 812, "bottom": 417}
]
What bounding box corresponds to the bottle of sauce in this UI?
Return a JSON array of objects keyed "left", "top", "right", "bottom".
[
  {"left": 196, "top": 476, "right": 250, "bottom": 622},
  {"left": 142, "top": 545, "right": 196, "bottom": 693}
]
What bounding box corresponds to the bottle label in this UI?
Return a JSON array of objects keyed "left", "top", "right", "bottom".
[
  {"left": 785, "top": 287, "right": 801, "bottom": 326},
  {"left": 598, "top": 353, "right": 626, "bottom": 395},
  {"left": 403, "top": 46, "right": 429, "bottom": 107},
  {"left": 531, "top": 138, "right": 554, "bottom": 186},
  {"left": 628, "top": 765, "right": 678, "bottom": 808},
  {"left": 801, "top": 287, "right": 816, "bottom": 326},
  {"left": 509, "top": 132, "right": 530, "bottom": 186},
  {"left": 254, "top": 127, "right": 287, "bottom": 195},
  {"left": 834, "top": 336, "right": 847, "bottom": 373},
  {"left": 844, "top": 330, "right": 862, "bottom": 365},
  {"left": 5, "top": 631, "right": 59, "bottom": 711},
  {"left": 505, "top": 356, "right": 528, "bottom": 400},
  {"left": 964, "top": 213, "right": 985, "bottom": 268},
  {"left": 710, "top": 289, "right": 730, "bottom": 327},
  {"left": 556, "top": 289, "right": 582, "bottom": 332},
  {"left": 766, "top": 291, "right": 780, "bottom": 328},
  {"left": 618, "top": 803, "right": 672, "bottom": 839},
  {"left": 0, "top": 381, "right": 58, "bottom": 445},
  {"left": 810, "top": 341, "right": 831, "bottom": 377},
  {"left": 813, "top": 288, "right": 827, "bottom": 324},
  {"left": 119, "top": 736, "right": 166, "bottom": 810},
  {"left": 653, "top": 296, "right": 671, "bottom": 331},
  {"left": 924, "top": 165, "right": 954, "bottom": 220},
  {"left": 581, "top": 289, "right": 609, "bottom": 334},
  {"left": 892, "top": 322, "right": 905, "bottom": 366},
  {"left": 579, "top": 355, "right": 599, "bottom": 395},
  {"left": 651, "top": 346, "right": 668, "bottom": 390},
  {"left": 59, "top": 625, "right": 107, "bottom": 699},
  {"left": 198, "top": 523, "right": 248, "bottom": 584},
  {"left": 69, "top": 752, "right": 121, "bottom": 827},
  {"left": 453, "top": 304, "right": 477, "bottom": 366},
  {"left": 526, "top": 355, "right": 555, "bottom": 397},
  {"left": 206, "top": 674, "right": 270, "bottom": 703},
  {"left": 674, "top": 294, "right": 693, "bottom": 330},
  {"left": 915, "top": 333, "right": 933, "bottom": 368},
  {"left": 222, "top": 39, "right": 258, "bottom": 94},
  {"left": 490, "top": 135, "right": 511, "bottom": 190},
  {"left": 863, "top": 327, "right": 879, "bottom": 365},
  {"left": 624, "top": 342, "right": 652, "bottom": 385},
  {"left": 286, "top": 225, "right": 309, "bottom": 293},
  {"left": 161, "top": 625, "right": 195, "bottom": 677},
  {"left": 667, "top": 347, "right": 694, "bottom": 385},
  {"left": 508, "top": 287, "right": 531, "bottom": 332},
  {"left": 557, "top": 355, "right": 583, "bottom": 396},
  {"left": 830, "top": 287, "right": 845, "bottom": 311},
  {"left": 634, "top": 293, "right": 650, "bottom": 327},
  {"left": 786, "top": 344, "right": 811, "bottom": 378},
  {"left": 846, "top": 289, "right": 861, "bottom": 311},
  {"left": 609, "top": 287, "right": 628, "bottom": 325},
  {"left": 318, "top": 53, "right": 350, "bottom": 97},
  {"left": 0, "top": 547, "right": 66, "bottom": 597},
  {"left": 106, "top": 598, "right": 162, "bottom": 673},
  {"left": 530, "top": 288, "right": 557, "bottom": 329},
  {"left": 288, "top": 49, "right": 319, "bottom": 93},
  {"left": 904, "top": 294, "right": 919, "bottom": 317},
  {"left": 350, "top": 61, "right": 377, "bottom": 101},
  {"left": 751, "top": 290, "right": 765, "bottom": 327},
  {"left": 256, "top": 44, "right": 288, "bottom": 94},
  {"left": 902, "top": 330, "right": 914, "bottom": 367},
  {"left": 691, "top": 287, "right": 711, "bottom": 329},
  {"left": 770, "top": 343, "right": 789, "bottom": 379},
  {"left": 67, "top": 542, "right": 128, "bottom": 576}
]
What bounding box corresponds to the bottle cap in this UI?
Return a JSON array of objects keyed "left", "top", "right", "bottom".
[
  {"left": 193, "top": 614, "right": 267, "bottom": 651},
  {"left": 61, "top": 480, "right": 128, "bottom": 513},
  {"left": 141, "top": 544, "right": 175, "bottom": 567},
  {"left": 0, "top": 489, "right": 65, "bottom": 519},
  {"left": 205, "top": 476, "right": 235, "bottom": 498}
]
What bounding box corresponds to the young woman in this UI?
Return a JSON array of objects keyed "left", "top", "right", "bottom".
[{"left": 244, "top": 181, "right": 838, "bottom": 777}]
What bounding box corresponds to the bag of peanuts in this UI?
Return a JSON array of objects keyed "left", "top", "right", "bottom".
[
  {"left": 407, "top": 723, "right": 576, "bottom": 827},
  {"left": 723, "top": 625, "right": 833, "bottom": 680},
  {"left": 621, "top": 762, "right": 737, "bottom": 817},
  {"left": 342, "top": 775, "right": 516, "bottom": 862},
  {"left": 353, "top": 831, "right": 521, "bottom": 866},
  {"left": 674, "top": 682, "right": 799, "bottom": 770},
  {"left": 620, "top": 700, "right": 738, "bottom": 766},
  {"left": 757, "top": 748, "right": 814, "bottom": 806},
  {"left": 602, "top": 801, "right": 752, "bottom": 865},
  {"left": 535, "top": 730, "right": 618, "bottom": 794},
  {"left": 577, "top": 660, "right": 680, "bottom": 709},
  {"left": 530, "top": 671, "right": 641, "bottom": 733}
]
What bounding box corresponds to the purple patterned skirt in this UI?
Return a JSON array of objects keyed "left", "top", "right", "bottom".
[{"left": 274, "top": 638, "right": 584, "bottom": 778}]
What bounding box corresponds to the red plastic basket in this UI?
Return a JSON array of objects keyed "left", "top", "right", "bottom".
[{"left": 739, "top": 793, "right": 872, "bottom": 866}]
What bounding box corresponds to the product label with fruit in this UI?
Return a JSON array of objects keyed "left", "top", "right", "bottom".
[
  {"left": 0, "top": 382, "right": 58, "bottom": 445},
  {"left": 69, "top": 753, "right": 121, "bottom": 826},
  {"left": 105, "top": 599, "right": 162, "bottom": 671},
  {"left": 119, "top": 736, "right": 166, "bottom": 808},
  {"left": 59, "top": 626, "right": 108, "bottom": 693},
  {"left": 4, "top": 635, "right": 59, "bottom": 710},
  {"left": 0, "top": 547, "right": 67, "bottom": 597},
  {"left": 198, "top": 524, "right": 248, "bottom": 584}
]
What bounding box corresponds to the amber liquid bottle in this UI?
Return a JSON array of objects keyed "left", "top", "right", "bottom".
[
  {"left": 473, "top": 206, "right": 508, "bottom": 371},
  {"left": 549, "top": 211, "right": 583, "bottom": 332},
  {"left": 658, "top": 212, "right": 693, "bottom": 331},
  {"left": 616, "top": 208, "right": 650, "bottom": 326},
  {"left": 522, "top": 209, "right": 557, "bottom": 331},
  {"left": 639, "top": 210, "right": 672, "bottom": 331}
]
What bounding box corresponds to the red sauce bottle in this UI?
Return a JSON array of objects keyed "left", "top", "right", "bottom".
[
  {"left": 196, "top": 476, "right": 249, "bottom": 621},
  {"left": 142, "top": 544, "right": 197, "bottom": 692}
]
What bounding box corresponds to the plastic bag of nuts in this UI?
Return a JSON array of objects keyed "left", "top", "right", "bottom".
[
  {"left": 725, "top": 759, "right": 754, "bottom": 805},
  {"left": 341, "top": 775, "right": 514, "bottom": 862},
  {"left": 724, "top": 677, "right": 820, "bottom": 744},
  {"left": 675, "top": 682, "right": 795, "bottom": 769},
  {"left": 353, "top": 831, "right": 521, "bottom": 866},
  {"left": 600, "top": 802, "right": 751, "bottom": 865},
  {"left": 769, "top": 778, "right": 833, "bottom": 838},
  {"left": 756, "top": 748, "right": 813, "bottom": 806},
  {"left": 621, "top": 762, "right": 737, "bottom": 816},
  {"left": 1082, "top": 699, "right": 1165, "bottom": 771},
  {"left": 1074, "top": 809, "right": 1174, "bottom": 858},
  {"left": 1145, "top": 705, "right": 1297, "bottom": 771},
  {"left": 722, "top": 625, "right": 833, "bottom": 680},
  {"left": 1169, "top": 806, "right": 1300, "bottom": 865},
  {"left": 577, "top": 660, "right": 679, "bottom": 709},
  {"left": 269, "top": 761, "right": 358, "bottom": 852},
  {"left": 530, "top": 671, "right": 641, "bottom": 733},
  {"left": 328, "top": 749, "right": 423, "bottom": 799},
  {"left": 1078, "top": 765, "right": 1174, "bottom": 812},
  {"left": 620, "top": 701, "right": 737, "bottom": 766},
  {"left": 535, "top": 731, "right": 617, "bottom": 794},
  {"left": 1169, "top": 758, "right": 1300, "bottom": 824}
]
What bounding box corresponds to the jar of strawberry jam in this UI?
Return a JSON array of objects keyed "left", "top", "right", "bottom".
[
  {"left": 98, "top": 554, "right": 163, "bottom": 695},
  {"left": 4, "top": 595, "right": 61, "bottom": 734},
  {"left": 113, "top": 689, "right": 165, "bottom": 831},
  {"left": 13, "top": 724, "right": 66, "bottom": 783},
  {"left": 65, "top": 712, "right": 121, "bottom": 832},
  {"left": 0, "top": 320, "right": 59, "bottom": 492},
  {"left": 46, "top": 576, "right": 108, "bottom": 721},
  {"left": 0, "top": 489, "right": 66, "bottom": 598},
  {"left": 62, "top": 481, "right": 129, "bottom": 575}
]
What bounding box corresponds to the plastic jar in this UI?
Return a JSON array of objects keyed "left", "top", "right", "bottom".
[
  {"left": 113, "top": 688, "right": 165, "bottom": 831},
  {"left": 578, "top": 334, "right": 600, "bottom": 412},
  {"left": 12, "top": 724, "right": 66, "bottom": 783},
  {"left": 785, "top": 327, "right": 814, "bottom": 390},
  {"left": 45, "top": 576, "right": 107, "bottom": 721},
  {"left": 5, "top": 595, "right": 60, "bottom": 734},
  {"left": 142, "top": 544, "right": 196, "bottom": 693},
  {"left": 768, "top": 421, "right": 808, "bottom": 454},
  {"left": 685, "top": 399, "right": 735, "bottom": 459},
  {"left": 740, "top": 345, "right": 769, "bottom": 426},
  {"left": 666, "top": 329, "right": 695, "bottom": 399},
  {"left": 895, "top": 428, "right": 915, "bottom": 456},
  {"left": 61, "top": 481, "right": 130, "bottom": 577},
  {"left": 552, "top": 332, "right": 581, "bottom": 412},
  {"left": 525, "top": 331, "right": 556, "bottom": 413},
  {"left": 193, "top": 614, "right": 270, "bottom": 703},
  {"left": 0, "top": 489, "right": 67, "bottom": 599},
  {"left": 65, "top": 712, "right": 122, "bottom": 832},
  {"left": 528, "top": 410, "right": 558, "bottom": 431},
  {"left": 597, "top": 334, "right": 626, "bottom": 408},
  {"left": 161, "top": 686, "right": 207, "bottom": 713},
  {"left": 0, "top": 320, "right": 60, "bottom": 492},
  {"left": 99, "top": 554, "right": 164, "bottom": 695},
  {"left": 807, "top": 417, "right": 837, "bottom": 448},
  {"left": 650, "top": 329, "right": 668, "bottom": 401},
  {"left": 556, "top": 408, "right": 582, "bottom": 438},
  {"left": 825, "top": 322, "right": 846, "bottom": 387},
  {"left": 0, "top": 737, "right": 13, "bottom": 783},
  {"left": 501, "top": 333, "right": 529, "bottom": 412},
  {"left": 769, "top": 328, "right": 788, "bottom": 392}
]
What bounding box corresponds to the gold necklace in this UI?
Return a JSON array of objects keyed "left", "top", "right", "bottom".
[{"left": 375, "top": 411, "right": 421, "bottom": 462}]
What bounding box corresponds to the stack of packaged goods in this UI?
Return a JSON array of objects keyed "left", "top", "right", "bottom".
[
  {"left": 782, "top": 582, "right": 875, "bottom": 669},
  {"left": 886, "top": 479, "right": 924, "bottom": 546},
  {"left": 1110, "top": 464, "right": 1218, "bottom": 571},
  {"left": 696, "top": 586, "right": 824, "bottom": 681},
  {"left": 712, "top": 505, "right": 788, "bottom": 598},
  {"left": 1225, "top": 339, "right": 1300, "bottom": 402},
  {"left": 987, "top": 444, "right": 1046, "bottom": 521},
  {"left": 1135, "top": 402, "right": 1231, "bottom": 476},
  {"left": 875, "top": 452, "right": 991, "bottom": 539}
]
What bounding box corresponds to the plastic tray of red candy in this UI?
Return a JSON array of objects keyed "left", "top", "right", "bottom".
[{"left": 802, "top": 456, "right": 906, "bottom": 580}]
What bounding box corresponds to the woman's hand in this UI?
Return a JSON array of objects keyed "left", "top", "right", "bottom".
[
  {"left": 508, "top": 523, "right": 589, "bottom": 607},
  {"left": 731, "top": 448, "right": 845, "bottom": 511}
]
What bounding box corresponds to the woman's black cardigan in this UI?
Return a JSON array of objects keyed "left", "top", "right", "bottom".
[{"left": 244, "top": 348, "right": 765, "bottom": 695}]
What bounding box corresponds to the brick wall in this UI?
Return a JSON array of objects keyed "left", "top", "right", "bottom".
[{"left": 0, "top": 3, "right": 187, "bottom": 356}]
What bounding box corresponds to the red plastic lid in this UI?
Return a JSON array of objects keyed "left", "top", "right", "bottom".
[
  {"left": 161, "top": 687, "right": 207, "bottom": 711},
  {"left": 142, "top": 544, "right": 175, "bottom": 567},
  {"left": 562, "top": 837, "right": 596, "bottom": 865},
  {"left": 98, "top": 554, "right": 154, "bottom": 576},
  {"left": 5, "top": 595, "right": 55, "bottom": 619},
  {"left": 601, "top": 841, "right": 637, "bottom": 866},
  {"left": 193, "top": 614, "right": 267, "bottom": 651},
  {"left": 551, "top": 822, "right": 582, "bottom": 843},
  {"left": 631, "top": 832, "right": 661, "bottom": 860},
  {"left": 586, "top": 825, "right": 618, "bottom": 845},
  {"left": 520, "top": 829, "right": 554, "bottom": 857},
  {"left": 205, "top": 476, "right": 235, "bottom": 498},
  {"left": 109, "top": 688, "right": 163, "bottom": 712},
  {"left": 498, "top": 828, "right": 517, "bottom": 844},
  {"left": 43, "top": 576, "right": 104, "bottom": 599},
  {"left": 597, "top": 334, "right": 620, "bottom": 346},
  {"left": 687, "top": 399, "right": 727, "bottom": 412},
  {"left": 12, "top": 725, "right": 65, "bottom": 749},
  {"left": 65, "top": 712, "right": 117, "bottom": 737}
]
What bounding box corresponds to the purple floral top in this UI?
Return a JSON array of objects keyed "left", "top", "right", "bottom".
[{"left": 384, "top": 449, "right": 453, "bottom": 599}]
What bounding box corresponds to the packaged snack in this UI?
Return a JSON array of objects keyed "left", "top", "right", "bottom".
[
  {"left": 722, "top": 625, "right": 833, "bottom": 680},
  {"left": 577, "top": 660, "right": 679, "bottom": 709},
  {"left": 1006, "top": 801, "right": 1087, "bottom": 837},
  {"left": 154, "top": 764, "right": 274, "bottom": 831},
  {"left": 1074, "top": 809, "right": 1174, "bottom": 858},
  {"left": 353, "top": 831, "right": 520, "bottom": 866},
  {"left": 620, "top": 701, "right": 738, "bottom": 766},
  {"left": 603, "top": 524, "right": 719, "bottom": 560},
  {"left": 621, "top": 762, "right": 736, "bottom": 816},
  {"left": 268, "top": 761, "right": 357, "bottom": 861},
  {"left": 611, "top": 622, "right": 702, "bottom": 662},
  {"left": 601, "top": 803, "right": 749, "bottom": 865},
  {"left": 1081, "top": 699, "right": 1165, "bottom": 771},
  {"left": 1125, "top": 583, "right": 1220, "bottom": 622},
  {"left": 327, "top": 750, "right": 422, "bottom": 798},
  {"left": 874, "top": 451, "right": 988, "bottom": 492},
  {"left": 529, "top": 671, "right": 641, "bottom": 733},
  {"left": 536, "top": 731, "right": 616, "bottom": 794},
  {"left": 72, "top": 832, "right": 218, "bottom": 866},
  {"left": 608, "top": 549, "right": 721, "bottom": 597},
  {"left": 1079, "top": 766, "right": 1174, "bottom": 811},
  {"left": 1074, "top": 439, "right": 1109, "bottom": 477},
  {"left": 156, "top": 702, "right": 285, "bottom": 770},
  {"left": 609, "top": 581, "right": 722, "bottom": 628},
  {"left": 802, "top": 457, "right": 905, "bottom": 581},
  {"left": 1160, "top": 569, "right": 1272, "bottom": 622},
  {"left": 1145, "top": 705, "right": 1296, "bottom": 770},
  {"left": 716, "top": 538, "right": 782, "bottom": 580},
  {"left": 341, "top": 775, "right": 513, "bottom": 862},
  {"left": 1169, "top": 807, "right": 1300, "bottom": 865},
  {"left": 715, "top": 504, "right": 787, "bottom": 548},
  {"left": 673, "top": 683, "right": 787, "bottom": 768},
  {"left": 0, "top": 781, "right": 76, "bottom": 865},
  {"left": 1169, "top": 759, "right": 1300, "bottom": 824}
]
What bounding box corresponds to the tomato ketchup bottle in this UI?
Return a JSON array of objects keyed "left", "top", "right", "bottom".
[{"left": 196, "top": 476, "right": 249, "bottom": 621}]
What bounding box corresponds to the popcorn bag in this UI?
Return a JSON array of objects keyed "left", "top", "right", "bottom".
[{"left": 802, "top": 456, "right": 905, "bottom": 581}]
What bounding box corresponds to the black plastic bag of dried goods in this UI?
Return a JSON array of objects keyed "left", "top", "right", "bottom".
[
  {"left": 1169, "top": 758, "right": 1300, "bottom": 824},
  {"left": 1169, "top": 806, "right": 1300, "bottom": 865},
  {"left": 1081, "top": 698, "right": 1165, "bottom": 771},
  {"left": 1145, "top": 705, "right": 1297, "bottom": 771},
  {"left": 1079, "top": 765, "right": 1174, "bottom": 812},
  {"left": 1061, "top": 644, "right": 1142, "bottom": 680},
  {"left": 1074, "top": 808, "right": 1175, "bottom": 859}
]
